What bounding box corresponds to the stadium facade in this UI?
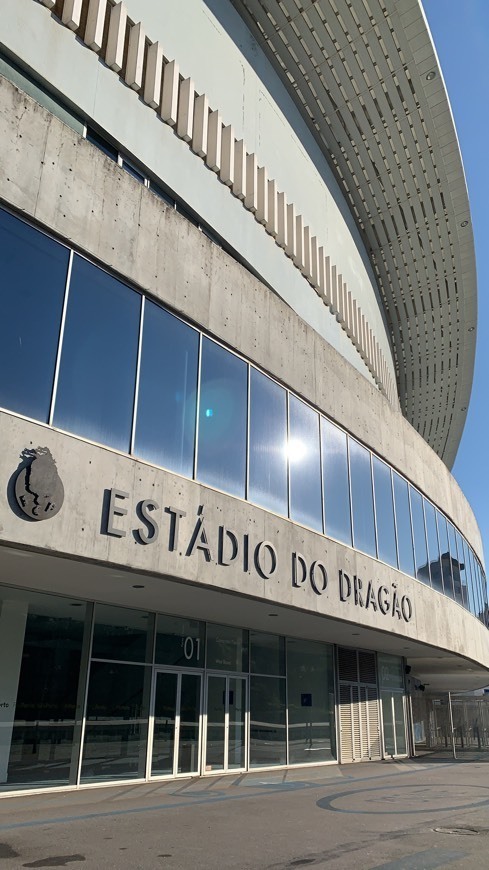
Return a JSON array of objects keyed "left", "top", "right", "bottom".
[{"left": 0, "top": 0, "right": 488, "bottom": 793}]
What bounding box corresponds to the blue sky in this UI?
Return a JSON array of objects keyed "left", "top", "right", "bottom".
[{"left": 423, "top": 1, "right": 489, "bottom": 566}]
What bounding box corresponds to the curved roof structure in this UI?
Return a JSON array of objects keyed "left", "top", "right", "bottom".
[{"left": 232, "top": 0, "right": 477, "bottom": 468}]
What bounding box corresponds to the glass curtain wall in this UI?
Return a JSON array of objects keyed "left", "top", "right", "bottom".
[
  {"left": 0, "top": 208, "right": 68, "bottom": 422},
  {"left": 288, "top": 396, "right": 322, "bottom": 532},
  {"left": 0, "top": 587, "right": 87, "bottom": 791},
  {"left": 53, "top": 256, "right": 141, "bottom": 452},
  {"left": 249, "top": 632, "right": 287, "bottom": 767},
  {"left": 378, "top": 654, "right": 407, "bottom": 756},
  {"left": 373, "top": 458, "right": 397, "bottom": 568},
  {"left": 321, "top": 418, "right": 351, "bottom": 545},
  {"left": 287, "top": 639, "right": 336, "bottom": 764},
  {"left": 349, "top": 440, "right": 376, "bottom": 557},
  {"left": 0, "top": 205, "right": 487, "bottom": 621},
  {"left": 393, "top": 473, "right": 415, "bottom": 577},
  {"left": 0, "top": 581, "right": 340, "bottom": 791},
  {"left": 134, "top": 301, "right": 199, "bottom": 477},
  {"left": 80, "top": 604, "right": 153, "bottom": 782},
  {"left": 248, "top": 370, "right": 288, "bottom": 516}
]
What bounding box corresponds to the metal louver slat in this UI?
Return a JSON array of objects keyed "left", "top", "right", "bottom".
[
  {"left": 360, "top": 686, "right": 368, "bottom": 759},
  {"left": 339, "top": 684, "right": 354, "bottom": 763},
  {"left": 352, "top": 685, "right": 361, "bottom": 760},
  {"left": 366, "top": 688, "right": 382, "bottom": 760}
]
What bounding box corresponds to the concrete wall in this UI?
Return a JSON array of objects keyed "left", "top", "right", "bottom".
[
  {"left": 1, "top": 0, "right": 395, "bottom": 388},
  {"left": 0, "top": 411, "right": 488, "bottom": 678},
  {"left": 0, "top": 74, "right": 482, "bottom": 562}
]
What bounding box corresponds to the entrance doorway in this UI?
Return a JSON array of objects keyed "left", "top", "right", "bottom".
[
  {"left": 150, "top": 670, "right": 202, "bottom": 777},
  {"left": 204, "top": 675, "right": 247, "bottom": 773}
]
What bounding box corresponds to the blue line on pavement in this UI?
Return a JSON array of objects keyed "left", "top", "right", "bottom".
[
  {"left": 0, "top": 784, "right": 319, "bottom": 831},
  {"left": 0, "top": 759, "right": 470, "bottom": 833}
]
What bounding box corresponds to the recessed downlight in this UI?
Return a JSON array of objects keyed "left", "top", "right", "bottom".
[
  {"left": 426, "top": 70, "right": 436, "bottom": 81},
  {"left": 132, "top": 584, "right": 145, "bottom": 589}
]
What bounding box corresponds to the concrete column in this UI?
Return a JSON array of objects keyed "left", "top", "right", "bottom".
[{"left": 0, "top": 599, "right": 28, "bottom": 783}]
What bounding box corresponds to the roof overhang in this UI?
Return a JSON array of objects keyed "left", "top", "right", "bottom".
[
  {"left": 2, "top": 543, "right": 488, "bottom": 693},
  {"left": 231, "top": 0, "right": 477, "bottom": 467}
]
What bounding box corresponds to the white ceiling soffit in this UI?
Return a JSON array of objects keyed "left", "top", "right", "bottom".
[{"left": 231, "top": 0, "right": 476, "bottom": 468}]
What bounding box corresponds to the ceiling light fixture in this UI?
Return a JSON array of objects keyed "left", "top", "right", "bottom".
[{"left": 426, "top": 70, "right": 436, "bottom": 81}]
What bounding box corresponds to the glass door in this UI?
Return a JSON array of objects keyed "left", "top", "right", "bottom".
[
  {"left": 150, "top": 670, "right": 201, "bottom": 777},
  {"left": 204, "top": 675, "right": 247, "bottom": 773}
]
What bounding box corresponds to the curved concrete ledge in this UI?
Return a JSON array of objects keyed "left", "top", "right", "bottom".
[{"left": 0, "top": 411, "right": 487, "bottom": 691}]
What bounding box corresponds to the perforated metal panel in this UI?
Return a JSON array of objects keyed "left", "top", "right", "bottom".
[{"left": 233, "top": 0, "right": 477, "bottom": 467}]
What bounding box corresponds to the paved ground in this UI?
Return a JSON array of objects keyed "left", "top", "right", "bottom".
[{"left": 1, "top": 753, "right": 489, "bottom": 869}]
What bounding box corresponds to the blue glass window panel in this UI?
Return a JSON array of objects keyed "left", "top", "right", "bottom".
[
  {"left": 393, "top": 473, "right": 414, "bottom": 577},
  {"left": 478, "top": 562, "right": 487, "bottom": 623},
  {"left": 467, "top": 548, "right": 476, "bottom": 615},
  {"left": 373, "top": 457, "right": 397, "bottom": 568},
  {"left": 0, "top": 208, "right": 68, "bottom": 421},
  {"left": 424, "top": 501, "right": 442, "bottom": 593},
  {"left": 464, "top": 540, "right": 476, "bottom": 615},
  {"left": 197, "top": 338, "right": 247, "bottom": 497},
  {"left": 477, "top": 560, "right": 485, "bottom": 622},
  {"left": 53, "top": 256, "right": 140, "bottom": 452},
  {"left": 469, "top": 549, "right": 481, "bottom": 619},
  {"left": 482, "top": 570, "right": 489, "bottom": 626},
  {"left": 473, "top": 554, "right": 483, "bottom": 621},
  {"left": 457, "top": 534, "right": 473, "bottom": 614},
  {"left": 134, "top": 301, "right": 198, "bottom": 477},
  {"left": 447, "top": 522, "right": 463, "bottom": 605},
  {"left": 436, "top": 511, "right": 454, "bottom": 599},
  {"left": 410, "top": 487, "right": 429, "bottom": 584},
  {"left": 321, "top": 419, "right": 351, "bottom": 545},
  {"left": 288, "top": 396, "right": 322, "bottom": 532},
  {"left": 248, "top": 369, "right": 287, "bottom": 515},
  {"left": 349, "top": 439, "right": 376, "bottom": 557},
  {"left": 470, "top": 550, "right": 481, "bottom": 619}
]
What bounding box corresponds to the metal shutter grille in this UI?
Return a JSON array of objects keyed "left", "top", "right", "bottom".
[
  {"left": 338, "top": 648, "right": 382, "bottom": 762},
  {"left": 366, "top": 688, "right": 382, "bottom": 759},
  {"left": 352, "top": 685, "right": 361, "bottom": 760},
  {"left": 338, "top": 647, "right": 359, "bottom": 682},
  {"left": 359, "top": 651, "right": 377, "bottom": 685},
  {"left": 339, "top": 684, "right": 354, "bottom": 763},
  {"left": 359, "top": 686, "right": 368, "bottom": 759}
]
